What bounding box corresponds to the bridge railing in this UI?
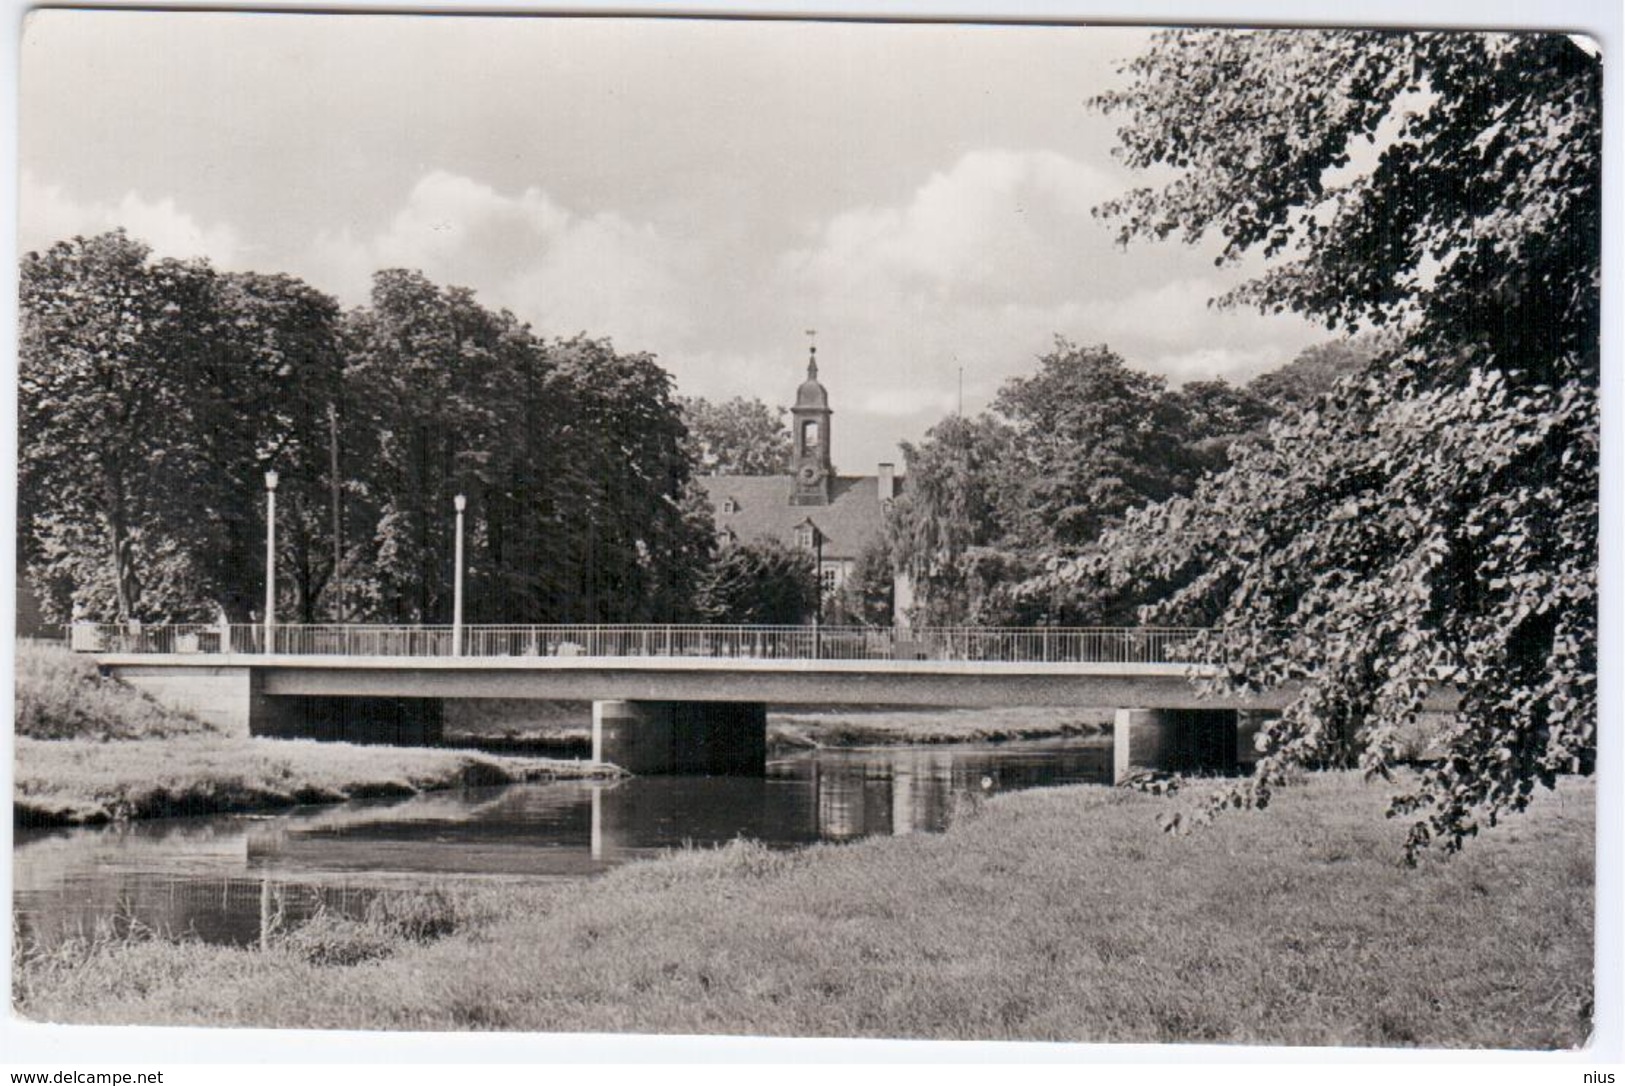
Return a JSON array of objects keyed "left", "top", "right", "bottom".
[{"left": 72, "top": 622, "right": 1213, "bottom": 665}]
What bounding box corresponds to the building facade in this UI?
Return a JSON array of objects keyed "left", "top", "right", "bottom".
[{"left": 694, "top": 346, "right": 912, "bottom": 623}]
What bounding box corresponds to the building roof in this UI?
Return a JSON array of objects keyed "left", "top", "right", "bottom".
[{"left": 696, "top": 473, "right": 901, "bottom": 560}]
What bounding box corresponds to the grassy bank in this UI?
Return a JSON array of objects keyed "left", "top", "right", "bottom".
[
  {"left": 13, "top": 641, "right": 617, "bottom": 828},
  {"left": 13, "top": 639, "right": 214, "bottom": 741},
  {"left": 14, "top": 735, "right": 618, "bottom": 828},
  {"left": 13, "top": 771, "right": 1594, "bottom": 1047},
  {"left": 444, "top": 699, "right": 1111, "bottom": 754}
]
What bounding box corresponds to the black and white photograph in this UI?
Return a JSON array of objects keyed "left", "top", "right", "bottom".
[{"left": 5, "top": 0, "right": 1618, "bottom": 1069}]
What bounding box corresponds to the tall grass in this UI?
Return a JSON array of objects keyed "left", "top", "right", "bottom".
[
  {"left": 13, "top": 639, "right": 212, "bottom": 740},
  {"left": 269, "top": 887, "right": 480, "bottom": 967},
  {"left": 14, "top": 772, "right": 1594, "bottom": 1048}
]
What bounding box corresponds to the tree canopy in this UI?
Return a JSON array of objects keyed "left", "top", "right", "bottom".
[
  {"left": 679, "top": 395, "right": 793, "bottom": 476},
  {"left": 1068, "top": 28, "right": 1599, "bottom": 856},
  {"left": 19, "top": 239, "right": 714, "bottom": 629},
  {"left": 693, "top": 537, "right": 817, "bottom": 626},
  {"left": 888, "top": 337, "right": 1318, "bottom": 626},
  {"left": 19, "top": 231, "right": 343, "bottom": 623}
]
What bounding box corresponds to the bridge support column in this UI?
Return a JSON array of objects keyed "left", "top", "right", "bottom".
[
  {"left": 1113, "top": 708, "right": 1238, "bottom": 783},
  {"left": 592, "top": 700, "right": 766, "bottom": 775}
]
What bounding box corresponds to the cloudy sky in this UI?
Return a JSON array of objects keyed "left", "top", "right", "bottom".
[{"left": 19, "top": 10, "right": 1328, "bottom": 471}]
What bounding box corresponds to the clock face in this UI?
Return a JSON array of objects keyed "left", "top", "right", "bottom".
[{"left": 798, "top": 464, "right": 821, "bottom": 485}]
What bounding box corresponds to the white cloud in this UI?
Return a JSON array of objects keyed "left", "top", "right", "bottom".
[
  {"left": 307, "top": 171, "right": 698, "bottom": 349},
  {"left": 781, "top": 149, "right": 1115, "bottom": 309},
  {"left": 768, "top": 150, "right": 1327, "bottom": 458},
  {"left": 20, "top": 172, "right": 244, "bottom": 266}
]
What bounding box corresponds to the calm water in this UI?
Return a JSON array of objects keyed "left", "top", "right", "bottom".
[{"left": 14, "top": 739, "right": 1111, "bottom": 949}]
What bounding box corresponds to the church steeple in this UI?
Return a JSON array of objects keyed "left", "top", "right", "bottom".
[{"left": 790, "top": 337, "right": 833, "bottom": 506}]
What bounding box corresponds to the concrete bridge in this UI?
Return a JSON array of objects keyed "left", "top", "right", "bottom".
[{"left": 79, "top": 622, "right": 1327, "bottom": 782}]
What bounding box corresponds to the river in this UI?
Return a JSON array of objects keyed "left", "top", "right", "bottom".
[{"left": 13, "top": 738, "right": 1112, "bottom": 949}]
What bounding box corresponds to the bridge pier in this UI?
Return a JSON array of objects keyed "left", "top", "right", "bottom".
[
  {"left": 592, "top": 700, "right": 767, "bottom": 775},
  {"left": 1112, "top": 708, "right": 1239, "bottom": 783}
]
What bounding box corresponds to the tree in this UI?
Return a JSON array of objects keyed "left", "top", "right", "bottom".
[
  {"left": 1074, "top": 29, "right": 1599, "bottom": 856},
  {"left": 1168, "top": 379, "right": 1276, "bottom": 474},
  {"left": 1247, "top": 338, "right": 1378, "bottom": 411},
  {"left": 20, "top": 232, "right": 193, "bottom": 621},
  {"left": 693, "top": 537, "right": 817, "bottom": 625},
  {"left": 887, "top": 413, "right": 1018, "bottom": 625},
  {"left": 170, "top": 270, "right": 345, "bottom": 622},
  {"left": 891, "top": 341, "right": 1283, "bottom": 626},
  {"left": 546, "top": 337, "right": 714, "bottom": 623},
  {"left": 825, "top": 535, "right": 897, "bottom": 627},
  {"left": 993, "top": 340, "right": 1200, "bottom": 550},
  {"left": 679, "top": 396, "right": 792, "bottom": 475},
  {"left": 343, "top": 272, "right": 712, "bottom": 626},
  {"left": 19, "top": 232, "right": 345, "bottom": 624},
  {"left": 341, "top": 270, "right": 518, "bottom": 623}
]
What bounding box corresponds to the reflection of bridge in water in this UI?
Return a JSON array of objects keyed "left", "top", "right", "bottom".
[
  {"left": 78, "top": 622, "right": 1321, "bottom": 781},
  {"left": 15, "top": 744, "right": 1112, "bottom": 948}
]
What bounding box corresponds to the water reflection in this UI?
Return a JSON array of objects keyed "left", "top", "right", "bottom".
[{"left": 15, "top": 739, "right": 1110, "bottom": 949}]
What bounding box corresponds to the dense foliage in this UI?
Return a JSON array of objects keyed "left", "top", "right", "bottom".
[
  {"left": 19, "top": 232, "right": 342, "bottom": 622},
  {"left": 692, "top": 537, "right": 818, "bottom": 625},
  {"left": 19, "top": 236, "right": 713, "bottom": 626},
  {"left": 679, "top": 396, "right": 793, "bottom": 476},
  {"left": 1069, "top": 29, "right": 1599, "bottom": 855},
  {"left": 824, "top": 536, "right": 897, "bottom": 627},
  {"left": 888, "top": 338, "right": 1350, "bottom": 626}
]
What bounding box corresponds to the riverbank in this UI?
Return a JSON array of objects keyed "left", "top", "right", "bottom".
[
  {"left": 13, "top": 770, "right": 1594, "bottom": 1047},
  {"left": 12, "top": 642, "right": 618, "bottom": 828},
  {"left": 14, "top": 735, "right": 618, "bottom": 828}
]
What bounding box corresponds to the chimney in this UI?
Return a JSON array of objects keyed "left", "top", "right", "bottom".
[{"left": 878, "top": 462, "right": 895, "bottom": 502}]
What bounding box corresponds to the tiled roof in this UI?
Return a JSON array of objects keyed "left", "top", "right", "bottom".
[{"left": 696, "top": 474, "right": 901, "bottom": 560}]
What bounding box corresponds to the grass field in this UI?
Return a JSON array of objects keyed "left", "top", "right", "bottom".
[{"left": 13, "top": 771, "right": 1594, "bottom": 1048}]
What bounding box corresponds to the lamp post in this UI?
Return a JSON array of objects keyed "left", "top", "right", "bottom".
[
  {"left": 264, "top": 470, "right": 278, "bottom": 652},
  {"left": 452, "top": 494, "right": 466, "bottom": 657},
  {"left": 812, "top": 525, "right": 824, "bottom": 660}
]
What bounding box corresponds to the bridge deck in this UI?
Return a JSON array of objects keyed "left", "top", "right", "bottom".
[{"left": 96, "top": 651, "right": 1290, "bottom": 710}]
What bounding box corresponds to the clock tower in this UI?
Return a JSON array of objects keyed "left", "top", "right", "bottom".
[{"left": 790, "top": 342, "right": 833, "bottom": 506}]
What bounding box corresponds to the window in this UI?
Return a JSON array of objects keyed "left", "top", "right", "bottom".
[
  {"left": 821, "top": 566, "right": 839, "bottom": 596},
  {"left": 721, "top": 497, "right": 737, "bottom": 514},
  {"left": 796, "top": 526, "right": 815, "bottom": 550},
  {"left": 801, "top": 419, "right": 820, "bottom": 448}
]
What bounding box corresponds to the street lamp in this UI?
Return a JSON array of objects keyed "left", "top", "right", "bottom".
[
  {"left": 452, "top": 494, "right": 466, "bottom": 657},
  {"left": 264, "top": 470, "right": 278, "bottom": 652},
  {"left": 812, "top": 524, "right": 824, "bottom": 660}
]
